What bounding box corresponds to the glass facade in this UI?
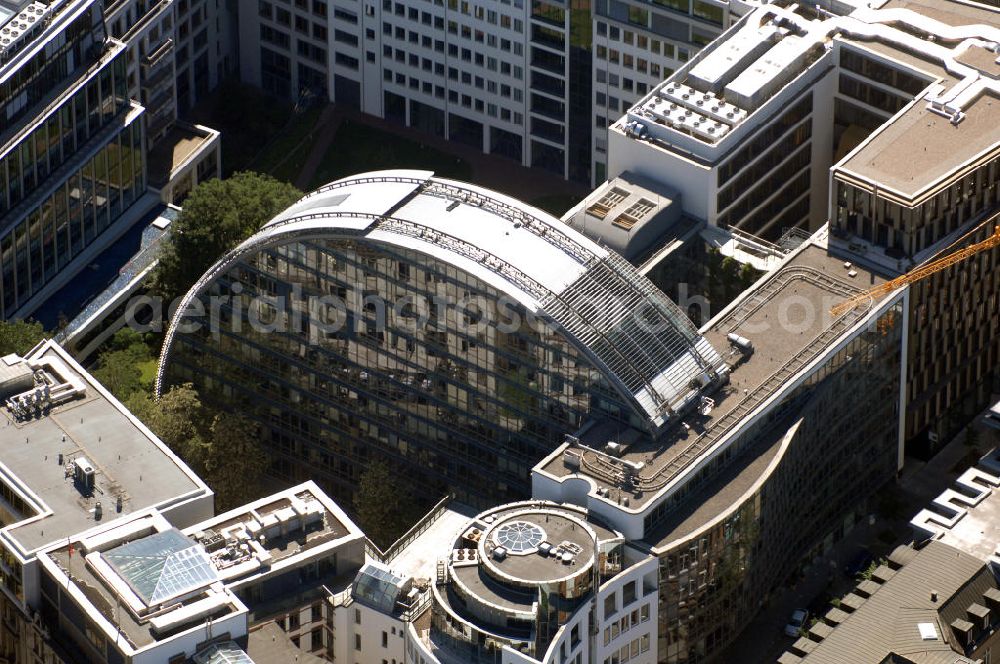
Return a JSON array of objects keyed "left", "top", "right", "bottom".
[
  {"left": 651, "top": 300, "right": 904, "bottom": 662},
  {"left": 166, "top": 237, "right": 640, "bottom": 507},
  {"left": 1, "top": 29, "right": 144, "bottom": 318},
  {"left": 0, "top": 2, "right": 105, "bottom": 128}
]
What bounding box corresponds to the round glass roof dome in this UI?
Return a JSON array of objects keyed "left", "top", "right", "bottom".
[{"left": 494, "top": 521, "right": 545, "bottom": 553}]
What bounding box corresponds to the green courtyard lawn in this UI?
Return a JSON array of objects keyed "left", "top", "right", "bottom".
[
  {"left": 307, "top": 120, "right": 472, "bottom": 190},
  {"left": 186, "top": 80, "right": 295, "bottom": 176},
  {"left": 249, "top": 107, "right": 323, "bottom": 184}
]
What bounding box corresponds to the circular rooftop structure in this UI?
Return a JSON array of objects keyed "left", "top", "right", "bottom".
[{"left": 478, "top": 507, "right": 598, "bottom": 587}]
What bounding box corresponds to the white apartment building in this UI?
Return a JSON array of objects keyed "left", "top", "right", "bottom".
[
  {"left": 241, "top": 0, "right": 585, "bottom": 177},
  {"left": 238, "top": 0, "right": 755, "bottom": 184}
]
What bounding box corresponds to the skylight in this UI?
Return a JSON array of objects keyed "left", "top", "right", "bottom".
[{"left": 104, "top": 528, "right": 218, "bottom": 606}]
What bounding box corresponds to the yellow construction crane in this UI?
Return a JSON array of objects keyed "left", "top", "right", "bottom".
[{"left": 830, "top": 222, "right": 1000, "bottom": 317}]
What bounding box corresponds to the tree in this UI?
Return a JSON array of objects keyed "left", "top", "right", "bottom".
[
  {"left": 92, "top": 350, "right": 144, "bottom": 401},
  {"left": 153, "top": 172, "right": 302, "bottom": 302},
  {"left": 92, "top": 328, "right": 155, "bottom": 401},
  {"left": 128, "top": 384, "right": 208, "bottom": 470},
  {"left": 0, "top": 319, "right": 47, "bottom": 356},
  {"left": 204, "top": 412, "right": 270, "bottom": 512},
  {"left": 355, "top": 460, "right": 420, "bottom": 550}
]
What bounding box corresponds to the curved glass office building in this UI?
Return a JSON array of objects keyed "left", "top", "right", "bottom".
[{"left": 157, "top": 170, "right": 727, "bottom": 506}]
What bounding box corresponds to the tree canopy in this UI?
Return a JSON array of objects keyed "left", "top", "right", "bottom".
[
  {"left": 204, "top": 412, "right": 270, "bottom": 512},
  {"left": 92, "top": 328, "right": 155, "bottom": 401},
  {"left": 0, "top": 319, "right": 47, "bottom": 356},
  {"left": 126, "top": 383, "right": 208, "bottom": 466},
  {"left": 354, "top": 460, "right": 430, "bottom": 550},
  {"left": 153, "top": 172, "right": 302, "bottom": 302}
]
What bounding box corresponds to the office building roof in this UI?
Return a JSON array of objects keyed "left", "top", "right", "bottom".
[
  {"left": 910, "top": 448, "right": 1000, "bottom": 566},
  {"left": 838, "top": 88, "right": 1000, "bottom": 199},
  {"left": 537, "top": 230, "right": 889, "bottom": 523},
  {"left": 40, "top": 512, "right": 246, "bottom": 651},
  {"left": 622, "top": 0, "right": 1000, "bottom": 198},
  {"left": 159, "top": 170, "right": 728, "bottom": 430},
  {"left": 0, "top": 341, "right": 208, "bottom": 559},
  {"left": 182, "top": 481, "right": 364, "bottom": 589},
  {"left": 35, "top": 482, "right": 360, "bottom": 657}
]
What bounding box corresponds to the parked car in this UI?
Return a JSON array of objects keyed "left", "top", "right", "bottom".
[
  {"left": 785, "top": 609, "right": 808, "bottom": 638},
  {"left": 844, "top": 548, "right": 875, "bottom": 578}
]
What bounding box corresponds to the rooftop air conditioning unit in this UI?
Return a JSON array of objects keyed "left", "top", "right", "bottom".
[{"left": 492, "top": 547, "right": 508, "bottom": 562}]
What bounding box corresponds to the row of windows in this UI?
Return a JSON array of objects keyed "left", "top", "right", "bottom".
[
  {"left": 597, "top": 42, "right": 687, "bottom": 69},
  {"left": 384, "top": 0, "right": 525, "bottom": 34},
  {"left": 0, "top": 122, "right": 146, "bottom": 317},
  {"left": 380, "top": 23, "right": 526, "bottom": 78},
  {"left": 383, "top": 69, "right": 525, "bottom": 124},
  {"left": 603, "top": 634, "right": 652, "bottom": 664},
  {"left": 597, "top": 0, "right": 719, "bottom": 47},
  {"left": 717, "top": 119, "right": 811, "bottom": 211},
  {"left": 260, "top": 2, "right": 329, "bottom": 38},
  {"left": 264, "top": 0, "right": 328, "bottom": 19},
  {"left": 597, "top": 21, "right": 684, "bottom": 61},
  {"left": 260, "top": 24, "right": 329, "bottom": 65},
  {"left": 717, "top": 93, "right": 813, "bottom": 186},
  {"left": 598, "top": 71, "right": 646, "bottom": 95},
  {"left": 380, "top": 17, "right": 527, "bottom": 56}
]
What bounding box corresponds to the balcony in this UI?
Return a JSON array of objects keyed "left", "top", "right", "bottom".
[{"left": 142, "top": 37, "right": 174, "bottom": 71}]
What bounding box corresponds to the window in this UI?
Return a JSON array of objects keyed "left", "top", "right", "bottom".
[
  {"left": 693, "top": 0, "right": 724, "bottom": 26},
  {"left": 628, "top": 7, "right": 648, "bottom": 26},
  {"left": 623, "top": 581, "right": 636, "bottom": 606},
  {"left": 355, "top": 634, "right": 361, "bottom": 650}
]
